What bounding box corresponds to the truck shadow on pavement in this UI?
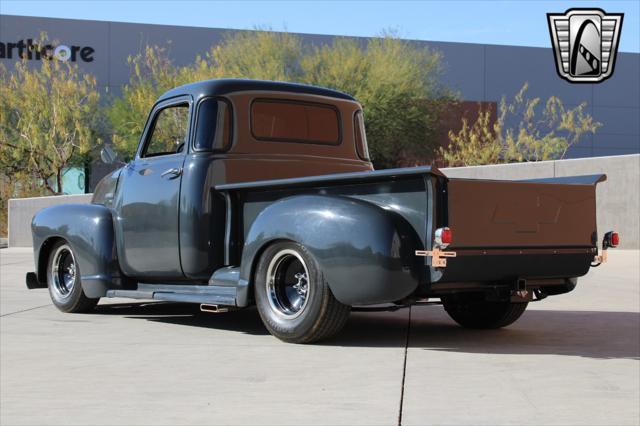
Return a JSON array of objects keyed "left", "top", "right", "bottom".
[{"left": 94, "top": 302, "right": 639, "bottom": 360}]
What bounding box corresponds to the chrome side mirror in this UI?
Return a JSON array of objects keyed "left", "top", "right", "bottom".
[{"left": 100, "top": 145, "right": 117, "bottom": 164}]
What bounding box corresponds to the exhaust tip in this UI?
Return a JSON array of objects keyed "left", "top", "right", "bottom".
[{"left": 200, "top": 304, "right": 229, "bottom": 313}]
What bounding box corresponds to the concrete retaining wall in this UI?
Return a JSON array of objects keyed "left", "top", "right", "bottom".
[
  {"left": 7, "top": 154, "right": 639, "bottom": 248},
  {"left": 8, "top": 194, "right": 93, "bottom": 247}
]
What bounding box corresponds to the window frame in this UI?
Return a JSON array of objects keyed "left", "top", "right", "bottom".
[
  {"left": 192, "top": 96, "right": 234, "bottom": 153},
  {"left": 249, "top": 98, "right": 342, "bottom": 146},
  {"left": 353, "top": 109, "right": 370, "bottom": 161},
  {"left": 136, "top": 95, "right": 193, "bottom": 160}
]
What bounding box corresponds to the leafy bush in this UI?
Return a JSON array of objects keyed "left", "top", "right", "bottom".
[{"left": 441, "top": 83, "right": 601, "bottom": 166}]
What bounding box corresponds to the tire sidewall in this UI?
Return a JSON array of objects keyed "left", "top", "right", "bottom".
[
  {"left": 47, "top": 241, "right": 86, "bottom": 312},
  {"left": 442, "top": 294, "right": 527, "bottom": 329},
  {"left": 254, "top": 241, "right": 327, "bottom": 341}
]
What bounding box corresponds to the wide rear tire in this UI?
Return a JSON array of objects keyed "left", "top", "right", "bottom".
[
  {"left": 442, "top": 294, "right": 527, "bottom": 329},
  {"left": 46, "top": 240, "right": 99, "bottom": 313},
  {"left": 254, "top": 241, "right": 350, "bottom": 343}
]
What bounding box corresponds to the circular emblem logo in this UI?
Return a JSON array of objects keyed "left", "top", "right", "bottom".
[{"left": 53, "top": 45, "right": 71, "bottom": 61}]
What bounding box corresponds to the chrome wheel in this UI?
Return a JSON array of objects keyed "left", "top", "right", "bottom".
[
  {"left": 49, "top": 244, "right": 77, "bottom": 300},
  {"left": 265, "top": 249, "right": 311, "bottom": 319}
]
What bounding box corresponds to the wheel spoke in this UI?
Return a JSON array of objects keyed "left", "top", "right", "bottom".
[{"left": 291, "top": 296, "right": 304, "bottom": 311}]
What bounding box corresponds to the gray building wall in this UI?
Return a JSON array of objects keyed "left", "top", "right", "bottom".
[{"left": 1, "top": 14, "right": 638, "bottom": 160}]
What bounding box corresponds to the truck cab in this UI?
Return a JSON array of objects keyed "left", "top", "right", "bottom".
[{"left": 97, "top": 80, "right": 372, "bottom": 282}]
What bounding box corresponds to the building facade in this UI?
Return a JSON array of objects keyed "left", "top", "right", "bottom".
[{"left": 1, "top": 14, "right": 639, "bottom": 170}]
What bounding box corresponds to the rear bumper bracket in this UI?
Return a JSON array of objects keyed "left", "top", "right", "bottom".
[{"left": 415, "top": 248, "right": 457, "bottom": 267}]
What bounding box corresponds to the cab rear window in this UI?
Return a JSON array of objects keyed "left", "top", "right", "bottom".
[{"left": 251, "top": 99, "right": 341, "bottom": 145}]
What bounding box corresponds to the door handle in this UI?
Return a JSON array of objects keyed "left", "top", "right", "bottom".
[{"left": 161, "top": 167, "right": 182, "bottom": 179}]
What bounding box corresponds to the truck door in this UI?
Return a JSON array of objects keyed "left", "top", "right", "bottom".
[{"left": 114, "top": 97, "right": 192, "bottom": 279}]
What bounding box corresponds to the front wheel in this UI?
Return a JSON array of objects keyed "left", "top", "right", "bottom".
[
  {"left": 442, "top": 293, "right": 528, "bottom": 329},
  {"left": 254, "top": 241, "right": 350, "bottom": 343},
  {"left": 47, "top": 241, "right": 99, "bottom": 313}
]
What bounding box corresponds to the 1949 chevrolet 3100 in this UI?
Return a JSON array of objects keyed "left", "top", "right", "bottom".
[{"left": 27, "top": 79, "right": 618, "bottom": 343}]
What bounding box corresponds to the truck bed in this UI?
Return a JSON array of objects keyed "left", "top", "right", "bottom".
[{"left": 215, "top": 166, "right": 604, "bottom": 292}]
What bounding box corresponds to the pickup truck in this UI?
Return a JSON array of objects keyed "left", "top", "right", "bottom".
[{"left": 27, "top": 79, "right": 618, "bottom": 343}]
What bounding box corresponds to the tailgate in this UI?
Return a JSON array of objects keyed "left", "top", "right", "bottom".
[
  {"left": 436, "top": 174, "right": 606, "bottom": 282},
  {"left": 446, "top": 175, "right": 605, "bottom": 248}
]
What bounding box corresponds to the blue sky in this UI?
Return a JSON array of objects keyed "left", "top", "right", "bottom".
[{"left": 1, "top": 0, "right": 638, "bottom": 52}]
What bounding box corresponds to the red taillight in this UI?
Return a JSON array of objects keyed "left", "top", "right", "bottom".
[
  {"left": 611, "top": 232, "right": 619, "bottom": 247},
  {"left": 603, "top": 230, "right": 619, "bottom": 249},
  {"left": 442, "top": 228, "right": 452, "bottom": 245},
  {"left": 435, "top": 227, "right": 452, "bottom": 248}
]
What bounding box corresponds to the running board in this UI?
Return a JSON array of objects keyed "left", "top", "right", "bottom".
[
  {"left": 106, "top": 283, "right": 237, "bottom": 306},
  {"left": 105, "top": 266, "right": 246, "bottom": 307}
]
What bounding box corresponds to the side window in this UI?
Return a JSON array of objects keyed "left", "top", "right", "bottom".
[
  {"left": 143, "top": 104, "right": 190, "bottom": 157},
  {"left": 354, "top": 110, "right": 370, "bottom": 160},
  {"left": 194, "top": 98, "right": 231, "bottom": 151}
]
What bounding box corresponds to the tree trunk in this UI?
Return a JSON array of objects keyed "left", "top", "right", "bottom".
[
  {"left": 42, "top": 175, "right": 58, "bottom": 196},
  {"left": 55, "top": 169, "right": 63, "bottom": 195}
]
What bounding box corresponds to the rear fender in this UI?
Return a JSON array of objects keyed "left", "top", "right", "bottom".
[
  {"left": 239, "top": 195, "right": 422, "bottom": 306},
  {"left": 31, "top": 204, "right": 116, "bottom": 298}
]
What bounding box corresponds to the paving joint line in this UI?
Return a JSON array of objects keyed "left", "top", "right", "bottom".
[
  {"left": 397, "top": 305, "right": 412, "bottom": 426},
  {"left": 0, "top": 304, "right": 51, "bottom": 317},
  {"left": 0, "top": 261, "right": 32, "bottom": 267}
]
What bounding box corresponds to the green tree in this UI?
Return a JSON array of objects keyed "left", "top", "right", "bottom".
[
  {"left": 107, "top": 32, "right": 306, "bottom": 159},
  {"left": 0, "top": 56, "right": 101, "bottom": 194},
  {"left": 108, "top": 30, "right": 450, "bottom": 166},
  {"left": 209, "top": 30, "right": 303, "bottom": 81},
  {"left": 301, "top": 35, "right": 447, "bottom": 166},
  {"left": 107, "top": 45, "right": 183, "bottom": 158},
  {"left": 441, "top": 83, "right": 601, "bottom": 166}
]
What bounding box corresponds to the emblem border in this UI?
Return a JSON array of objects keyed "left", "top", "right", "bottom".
[{"left": 547, "top": 8, "right": 624, "bottom": 84}]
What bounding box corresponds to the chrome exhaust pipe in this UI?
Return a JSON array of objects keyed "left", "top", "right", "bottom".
[{"left": 200, "top": 304, "right": 229, "bottom": 313}]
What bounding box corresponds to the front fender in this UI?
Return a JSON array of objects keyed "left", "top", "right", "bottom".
[
  {"left": 240, "top": 195, "right": 422, "bottom": 306},
  {"left": 31, "top": 204, "right": 116, "bottom": 298}
]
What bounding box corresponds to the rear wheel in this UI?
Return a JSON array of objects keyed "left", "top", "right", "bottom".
[
  {"left": 442, "top": 293, "right": 527, "bottom": 329},
  {"left": 254, "top": 241, "right": 350, "bottom": 343},
  {"left": 47, "top": 241, "right": 99, "bottom": 313}
]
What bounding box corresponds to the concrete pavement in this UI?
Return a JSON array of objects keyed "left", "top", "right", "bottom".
[{"left": 1, "top": 248, "right": 639, "bottom": 425}]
